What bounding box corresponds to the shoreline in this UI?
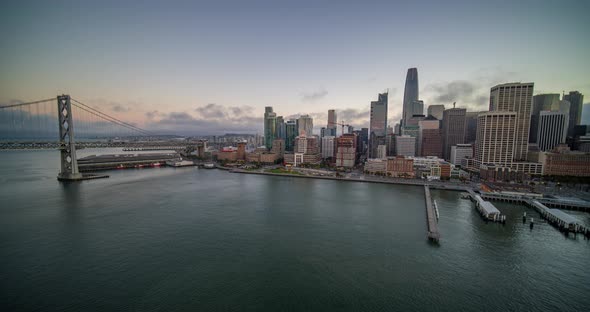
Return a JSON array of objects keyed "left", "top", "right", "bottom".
[{"left": 227, "top": 167, "right": 470, "bottom": 192}]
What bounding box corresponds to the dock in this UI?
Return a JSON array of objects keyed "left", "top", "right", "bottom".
[
  {"left": 424, "top": 186, "right": 440, "bottom": 243},
  {"left": 467, "top": 190, "right": 506, "bottom": 223},
  {"left": 527, "top": 200, "right": 588, "bottom": 235}
]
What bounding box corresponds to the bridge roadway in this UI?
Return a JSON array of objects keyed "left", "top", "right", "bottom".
[{"left": 424, "top": 186, "right": 440, "bottom": 242}]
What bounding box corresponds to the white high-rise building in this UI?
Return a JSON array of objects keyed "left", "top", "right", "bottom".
[
  {"left": 537, "top": 111, "right": 568, "bottom": 151},
  {"left": 377, "top": 145, "right": 387, "bottom": 159},
  {"left": 475, "top": 112, "right": 517, "bottom": 165},
  {"left": 321, "top": 136, "right": 335, "bottom": 159},
  {"left": 427, "top": 104, "right": 445, "bottom": 120},
  {"left": 489, "top": 83, "right": 534, "bottom": 161}
]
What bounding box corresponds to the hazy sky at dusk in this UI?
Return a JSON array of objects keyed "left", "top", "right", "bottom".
[{"left": 1, "top": 0, "right": 588, "bottom": 135}]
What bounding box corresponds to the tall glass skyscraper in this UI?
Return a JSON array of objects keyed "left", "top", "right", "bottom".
[
  {"left": 264, "top": 107, "right": 277, "bottom": 150},
  {"left": 402, "top": 68, "right": 419, "bottom": 126},
  {"left": 369, "top": 92, "right": 388, "bottom": 158},
  {"left": 563, "top": 91, "right": 584, "bottom": 138}
]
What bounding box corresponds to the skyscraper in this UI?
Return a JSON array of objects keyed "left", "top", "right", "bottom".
[
  {"left": 530, "top": 94, "right": 560, "bottom": 143},
  {"left": 464, "top": 111, "right": 481, "bottom": 144},
  {"left": 427, "top": 104, "right": 445, "bottom": 120},
  {"left": 276, "top": 115, "right": 285, "bottom": 141},
  {"left": 327, "top": 109, "right": 337, "bottom": 136},
  {"left": 297, "top": 115, "right": 314, "bottom": 136},
  {"left": 369, "top": 92, "right": 388, "bottom": 158},
  {"left": 475, "top": 112, "right": 517, "bottom": 165},
  {"left": 418, "top": 117, "right": 442, "bottom": 157},
  {"left": 537, "top": 111, "right": 568, "bottom": 151},
  {"left": 563, "top": 91, "right": 584, "bottom": 138},
  {"left": 489, "top": 83, "right": 534, "bottom": 161},
  {"left": 402, "top": 68, "right": 419, "bottom": 126},
  {"left": 411, "top": 100, "right": 424, "bottom": 118},
  {"left": 442, "top": 107, "right": 466, "bottom": 161},
  {"left": 285, "top": 119, "right": 297, "bottom": 151},
  {"left": 264, "top": 107, "right": 277, "bottom": 150}
]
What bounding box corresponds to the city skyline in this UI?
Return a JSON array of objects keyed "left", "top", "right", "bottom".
[{"left": 1, "top": 0, "right": 589, "bottom": 135}]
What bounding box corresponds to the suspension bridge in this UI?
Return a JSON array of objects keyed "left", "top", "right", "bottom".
[{"left": 0, "top": 95, "right": 174, "bottom": 181}]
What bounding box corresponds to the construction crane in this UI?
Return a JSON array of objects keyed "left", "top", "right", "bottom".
[{"left": 327, "top": 121, "right": 352, "bottom": 137}]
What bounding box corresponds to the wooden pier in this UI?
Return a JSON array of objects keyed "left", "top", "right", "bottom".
[{"left": 424, "top": 186, "right": 440, "bottom": 243}]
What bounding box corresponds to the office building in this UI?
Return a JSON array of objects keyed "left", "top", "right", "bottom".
[
  {"left": 442, "top": 107, "right": 466, "bottom": 160},
  {"left": 464, "top": 111, "right": 480, "bottom": 144},
  {"left": 297, "top": 114, "right": 314, "bottom": 136},
  {"left": 387, "top": 156, "right": 415, "bottom": 178},
  {"left": 285, "top": 119, "right": 297, "bottom": 151},
  {"left": 395, "top": 135, "right": 416, "bottom": 157},
  {"left": 489, "top": 83, "right": 534, "bottom": 161},
  {"left": 276, "top": 116, "right": 285, "bottom": 141},
  {"left": 563, "top": 91, "right": 584, "bottom": 138},
  {"left": 377, "top": 145, "right": 387, "bottom": 159},
  {"left": 327, "top": 109, "right": 337, "bottom": 136},
  {"left": 418, "top": 117, "right": 442, "bottom": 157},
  {"left": 411, "top": 100, "right": 424, "bottom": 118},
  {"left": 450, "top": 144, "right": 473, "bottom": 166},
  {"left": 475, "top": 112, "right": 517, "bottom": 165},
  {"left": 530, "top": 94, "right": 560, "bottom": 143},
  {"left": 402, "top": 68, "right": 419, "bottom": 126},
  {"left": 264, "top": 107, "right": 277, "bottom": 150},
  {"left": 369, "top": 92, "right": 388, "bottom": 158},
  {"left": 537, "top": 111, "right": 568, "bottom": 151},
  {"left": 321, "top": 136, "right": 335, "bottom": 159},
  {"left": 427, "top": 104, "right": 445, "bottom": 120}
]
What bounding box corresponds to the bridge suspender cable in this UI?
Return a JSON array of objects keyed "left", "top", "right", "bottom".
[
  {"left": 70, "top": 98, "right": 155, "bottom": 136},
  {"left": 0, "top": 98, "right": 55, "bottom": 109}
]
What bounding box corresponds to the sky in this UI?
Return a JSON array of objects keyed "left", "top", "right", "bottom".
[{"left": 1, "top": 0, "right": 589, "bottom": 135}]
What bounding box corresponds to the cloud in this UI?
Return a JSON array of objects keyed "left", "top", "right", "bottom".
[
  {"left": 300, "top": 88, "right": 328, "bottom": 102},
  {"left": 111, "top": 104, "right": 130, "bottom": 113},
  {"left": 422, "top": 67, "right": 521, "bottom": 112},
  {"left": 147, "top": 103, "right": 263, "bottom": 135}
]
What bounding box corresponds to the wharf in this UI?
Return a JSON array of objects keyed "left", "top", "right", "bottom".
[
  {"left": 424, "top": 186, "right": 440, "bottom": 243},
  {"left": 527, "top": 200, "right": 588, "bottom": 235},
  {"left": 77, "top": 153, "right": 181, "bottom": 171},
  {"left": 467, "top": 190, "right": 506, "bottom": 223}
]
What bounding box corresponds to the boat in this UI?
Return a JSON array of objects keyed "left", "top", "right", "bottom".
[
  {"left": 434, "top": 200, "right": 439, "bottom": 221},
  {"left": 203, "top": 163, "right": 215, "bottom": 169}
]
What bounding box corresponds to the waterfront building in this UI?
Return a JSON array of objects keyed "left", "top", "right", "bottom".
[
  {"left": 442, "top": 107, "right": 466, "bottom": 161},
  {"left": 369, "top": 92, "right": 388, "bottom": 158},
  {"left": 336, "top": 134, "right": 357, "bottom": 168},
  {"left": 537, "top": 111, "right": 568, "bottom": 151},
  {"left": 237, "top": 141, "right": 246, "bottom": 160},
  {"left": 563, "top": 91, "right": 584, "bottom": 138},
  {"left": 264, "top": 106, "right": 277, "bottom": 150},
  {"left": 450, "top": 144, "right": 473, "bottom": 166},
  {"left": 285, "top": 134, "right": 321, "bottom": 166},
  {"left": 363, "top": 158, "right": 386, "bottom": 175},
  {"left": 536, "top": 145, "right": 590, "bottom": 176},
  {"left": 298, "top": 114, "right": 314, "bottom": 136},
  {"left": 321, "top": 136, "right": 335, "bottom": 160},
  {"left": 489, "top": 83, "right": 534, "bottom": 161},
  {"left": 402, "top": 68, "right": 419, "bottom": 126},
  {"left": 427, "top": 104, "right": 444, "bottom": 120},
  {"left": 246, "top": 151, "right": 280, "bottom": 164},
  {"left": 386, "top": 156, "right": 415, "bottom": 178},
  {"left": 395, "top": 135, "right": 416, "bottom": 157}
]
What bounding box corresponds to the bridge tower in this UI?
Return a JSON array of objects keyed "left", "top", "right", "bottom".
[{"left": 57, "top": 95, "right": 83, "bottom": 181}]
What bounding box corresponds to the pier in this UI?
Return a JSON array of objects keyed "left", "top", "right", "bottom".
[
  {"left": 424, "top": 186, "right": 440, "bottom": 243},
  {"left": 467, "top": 190, "right": 506, "bottom": 223},
  {"left": 527, "top": 200, "right": 588, "bottom": 235}
]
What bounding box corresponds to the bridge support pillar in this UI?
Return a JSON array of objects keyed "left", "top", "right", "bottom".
[{"left": 57, "top": 95, "right": 83, "bottom": 181}]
